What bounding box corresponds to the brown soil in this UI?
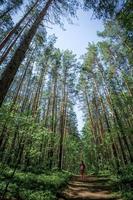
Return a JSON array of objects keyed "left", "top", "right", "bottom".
[{"left": 58, "top": 175, "right": 122, "bottom": 200}]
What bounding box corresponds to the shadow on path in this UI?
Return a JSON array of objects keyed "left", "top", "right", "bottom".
[{"left": 57, "top": 176, "right": 122, "bottom": 200}]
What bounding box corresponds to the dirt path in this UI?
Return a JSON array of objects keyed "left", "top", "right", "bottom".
[{"left": 58, "top": 176, "right": 122, "bottom": 200}]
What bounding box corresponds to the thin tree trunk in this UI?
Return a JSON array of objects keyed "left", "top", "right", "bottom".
[
  {"left": 0, "top": 6, "right": 14, "bottom": 19},
  {"left": 58, "top": 67, "right": 68, "bottom": 170},
  {"left": 0, "top": 17, "right": 31, "bottom": 64},
  {"left": 58, "top": 105, "right": 64, "bottom": 170},
  {"left": 10, "top": 54, "right": 34, "bottom": 110}
]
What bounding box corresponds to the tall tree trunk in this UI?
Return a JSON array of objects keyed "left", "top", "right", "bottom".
[
  {"left": 48, "top": 71, "right": 58, "bottom": 170},
  {"left": 58, "top": 67, "right": 67, "bottom": 170},
  {"left": 0, "top": 0, "right": 40, "bottom": 50},
  {"left": 0, "top": 0, "right": 53, "bottom": 106},
  {"left": 96, "top": 60, "right": 133, "bottom": 164},
  {"left": 32, "top": 67, "right": 46, "bottom": 117},
  {"left": 58, "top": 105, "right": 65, "bottom": 170}
]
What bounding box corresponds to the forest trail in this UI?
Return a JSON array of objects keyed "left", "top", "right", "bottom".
[{"left": 58, "top": 176, "right": 122, "bottom": 200}]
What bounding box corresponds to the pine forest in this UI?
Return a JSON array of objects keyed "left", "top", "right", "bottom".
[{"left": 0, "top": 0, "right": 132, "bottom": 200}]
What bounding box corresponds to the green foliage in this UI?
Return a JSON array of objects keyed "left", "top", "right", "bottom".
[
  {"left": 84, "top": 0, "right": 125, "bottom": 19},
  {"left": 0, "top": 164, "right": 71, "bottom": 200},
  {"left": 99, "top": 165, "right": 133, "bottom": 200},
  {"left": 20, "top": 190, "right": 56, "bottom": 200},
  {"left": 63, "top": 135, "right": 81, "bottom": 173},
  {"left": 119, "top": 164, "right": 133, "bottom": 183}
]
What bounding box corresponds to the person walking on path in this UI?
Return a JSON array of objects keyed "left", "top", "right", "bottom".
[{"left": 80, "top": 161, "right": 86, "bottom": 180}]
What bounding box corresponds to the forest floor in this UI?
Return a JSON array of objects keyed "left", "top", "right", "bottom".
[{"left": 57, "top": 175, "right": 123, "bottom": 200}]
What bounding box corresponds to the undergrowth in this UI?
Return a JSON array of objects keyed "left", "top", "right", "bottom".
[
  {"left": 94, "top": 164, "right": 133, "bottom": 200},
  {"left": 0, "top": 163, "right": 71, "bottom": 200}
]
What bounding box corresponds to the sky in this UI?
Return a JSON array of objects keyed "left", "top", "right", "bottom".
[
  {"left": 46, "top": 9, "right": 104, "bottom": 132},
  {"left": 46, "top": 9, "right": 104, "bottom": 57}
]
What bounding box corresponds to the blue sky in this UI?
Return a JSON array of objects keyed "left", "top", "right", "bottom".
[
  {"left": 46, "top": 9, "right": 104, "bottom": 132},
  {"left": 47, "top": 9, "right": 104, "bottom": 57}
]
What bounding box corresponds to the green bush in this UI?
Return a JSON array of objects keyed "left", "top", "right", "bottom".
[
  {"left": 119, "top": 164, "right": 133, "bottom": 183},
  {"left": 117, "top": 164, "right": 133, "bottom": 200},
  {"left": 122, "top": 191, "right": 133, "bottom": 200}
]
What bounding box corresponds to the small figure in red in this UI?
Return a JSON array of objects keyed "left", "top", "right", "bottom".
[{"left": 80, "top": 161, "right": 86, "bottom": 180}]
